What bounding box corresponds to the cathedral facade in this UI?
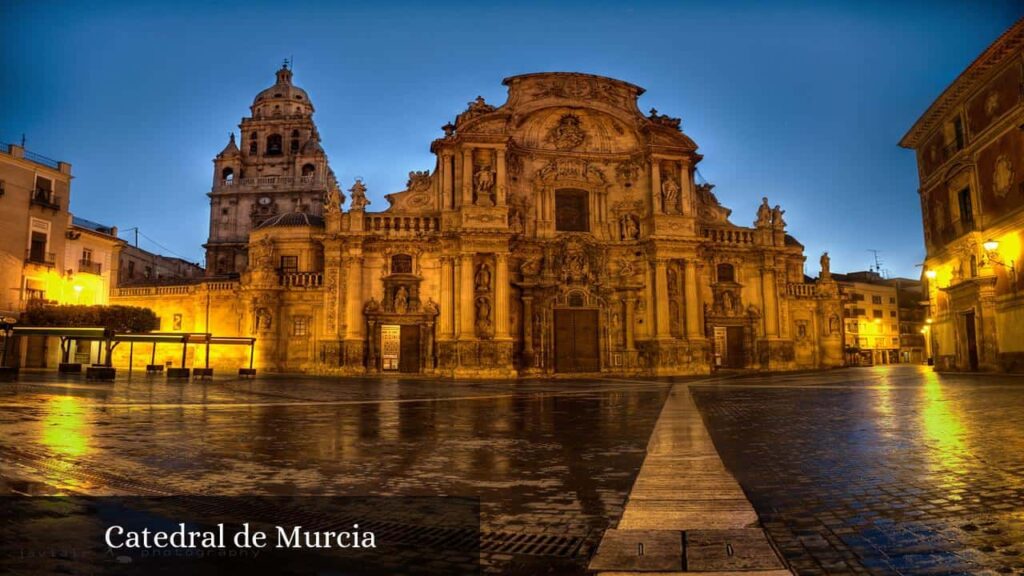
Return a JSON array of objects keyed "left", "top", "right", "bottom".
[{"left": 111, "top": 67, "right": 844, "bottom": 377}]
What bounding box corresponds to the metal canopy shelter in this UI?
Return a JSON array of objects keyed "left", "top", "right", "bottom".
[{"left": 8, "top": 328, "right": 257, "bottom": 377}]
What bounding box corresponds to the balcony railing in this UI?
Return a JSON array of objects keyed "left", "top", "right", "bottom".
[
  {"left": 215, "top": 175, "right": 322, "bottom": 191},
  {"left": 25, "top": 249, "right": 56, "bottom": 266},
  {"left": 701, "top": 226, "right": 756, "bottom": 245},
  {"left": 365, "top": 214, "right": 442, "bottom": 236},
  {"left": 78, "top": 259, "right": 102, "bottom": 275},
  {"left": 24, "top": 150, "right": 60, "bottom": 170},
  {"left": 29, "top": 192, "right": 60, "bottom": 210},
  {"left": 279, "top": 271, "right": 323, "bottom": 288},
  {"left": 786, "top": 283, "right": 820, "bottom": 298}
]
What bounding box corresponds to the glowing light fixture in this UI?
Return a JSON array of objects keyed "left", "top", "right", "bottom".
[
  {"left": 983, "top": 239, "right": 1000, "bottom": 252},
  {"left": 925, "top": 269, "right": 937, "bottom": 279}
]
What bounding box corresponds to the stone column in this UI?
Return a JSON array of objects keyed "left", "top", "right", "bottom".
[
  {"left": 496, "top": 149, "right": 507, "bottom": 206},
  {"left": 462, "top": 148, "right": 474, "bottom": 207},
  {"left": 685, "top": 259, "right": 703, "bottom": 338},
  {"left": 624, "top": 295, "right": 637, "bottom": 350},
  {"left": 459, "top": 253, "right": 475, "bottom": 338},
  {"left": 439, "top": 256, "right": 454, "bottom": 338},
  {"left": 344, "top": 255, "right": 364, "bottom": 340},
  {"left": 495, "top": 253, "right": 510, "bottom": 338},
  {"left": 439, "top": 154, "right": 450, "bottom": 210},
  {"left": 681, "top": 161, "right": 695, "bottom": 216},
  {"left": 522, "top": 295, "right": 534, "bottom": 359},
  {"left": 762, "top": 267, "right": 780, "bottom": 337},
  {"left": 651, "top": 160, "right": 662, "bottom": 214},
  {"left": 453, "top": 256, "right": 462, "bottom": 338},
  {"left": 654, "top": 259, "right": 672, "bottom": 339}
]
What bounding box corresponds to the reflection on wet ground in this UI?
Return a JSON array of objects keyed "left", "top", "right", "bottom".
[
  {"left": 0, "top": 372, "right": 671, "bottom": 574},
  {"left": 693, "top": 365, "right": 1024, "bottom": 576}
]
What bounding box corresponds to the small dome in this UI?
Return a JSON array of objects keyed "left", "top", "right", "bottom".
[
  {"left": 254, "top": 211, "right": 325, "bottom": 230},
  {"left": 252, "top": 65, "right": 314, "bottom": 113},
  {"left": 300, "top": 136, "right": 324, "bottom": 155}
]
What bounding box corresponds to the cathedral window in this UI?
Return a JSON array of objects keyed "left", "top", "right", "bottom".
[
  {"left": 249, "top": 133, "right": 258, "bottom": 155},
  {"left": 280, "top": 255, "right": 298, "bottom": 274},
  {"left": 554, "top": 189, "right": 589, "bottom": 232},
  {"left": 292, "top": 316, "right": 308, "bottom": 337},
  {"left": 221, "top": 167, "right": 234, "bottom": 182},
  {"left": 391, "top": 254, "right": 413, "bottom": 274},
  {"left": 302, "top": 163, "right": 315, "bottom": 177},
  {"left": 290, "top": 130, "right": 300, "bottom": 153},
  {"left": 716, "top": 263, "right": 735, "bottom": 283},
  {"left": 266, "top": 134, "right": 283, "bottom": 156}
]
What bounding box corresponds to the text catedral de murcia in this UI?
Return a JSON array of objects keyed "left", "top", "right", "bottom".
[{"left": 105, "top": 523, "right": 376, "bottom": 550}]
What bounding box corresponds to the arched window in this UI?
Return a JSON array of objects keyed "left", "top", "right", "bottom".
[
  {"left": 301, "top": 163, "right": 316, "bottom": 177},
  {"left": 249, "top": 132, "right": 258, "bottom": 155},
  {"left": 391, "top": 254, "right": 413, "bottom": 274},
  {"left": 717, "top": 263, "right": 735, "bottom": 283},
  {"left": 290, "top": 130, "right": 300, "bottom": 153},
  {"left": 266, "top": 134, "right": 283, "bottom": 156},
  {"left": 221, "top": 167, "right": 234, "bottom": 182}
]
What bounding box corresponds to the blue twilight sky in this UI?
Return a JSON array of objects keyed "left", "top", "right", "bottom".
[{"left": 1, "top": 1, "right": 1021, "bottom": 277}]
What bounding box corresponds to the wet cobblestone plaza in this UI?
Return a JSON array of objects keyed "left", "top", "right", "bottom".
[
  {"left": 3, "top": 366, "right": 1024, "bottom": 574},
  {"left": 693, "top": 366, "right": 1024, "bottom": 576}
]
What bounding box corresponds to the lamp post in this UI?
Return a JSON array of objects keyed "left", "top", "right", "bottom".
[{"left": 982, "top": 239, "right": 1017, "bottom": 292}]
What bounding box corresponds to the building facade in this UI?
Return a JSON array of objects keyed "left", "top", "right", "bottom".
[
  {"left": 900, "top": 18, "right": 1024, "bottom": 372},
  {"left": 118, "top": 243, "right": 203, "bottom": 286},
  {"left": 111, "top": 68, "right": 845, "bottom": 376},
  {"left": 834, "top": 271, "right": 927, "bottom": 366}
]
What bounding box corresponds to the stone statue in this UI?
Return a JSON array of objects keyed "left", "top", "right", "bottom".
[
  {"left": 820, "top": 252, "right": 831, "bottom": 278},
  {"left": 252, "top": 236, "right": 274, "bottom": 269},
  {"left": 829, "top": 314, "right": 839, "bottom": 334},
  {"left": 394, "top": 286, "right": 409, "bottom": 314},
  {"left": 756, "top": 197, "right": 772, "bottom": 228},
  {"left": 473, "top": 166, "right": 495, "bottom": 206},
  {"left": 772, "top": 205, "right": 786, "bottom": 229},
  {"left": 475, "top": 262, "right": 492, "bottom": 291},
  {"left": 621, "top": 214, "right": 639, "bottom": 240},
  {"left": 423, "top": 298, "right": 439, "bottom": 316},
  {"left": 363, "top": 297, "right": 380, "bottom": 314},
  {"left": 509, "top": 206, "right": 525, "bottom": 234},
  {"left": 475, "top": 296, "right": 492, "bottom": 332},
  {"left": 324, "top": 187, "right": 342, "bottom": 215},
  {"left": 349, "top": 179, "right": 369, "bottom": 211},
  {"left": 256, "top": 308, "right": 272, "bottom": 331},
  {"left": 661, "top": 177, "right": 680, "bottom": 214}
]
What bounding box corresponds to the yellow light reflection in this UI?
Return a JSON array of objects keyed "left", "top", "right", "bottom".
[
  {"left": 41, "top": 396, "right": 91, "bottom": 457},
  {"left": 920, "top": 372, "right": 966, "bottom": 475}
]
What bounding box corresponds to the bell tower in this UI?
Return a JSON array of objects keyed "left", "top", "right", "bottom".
[{"left": 204, "top": 62, "right": 341, "bottom": 276}]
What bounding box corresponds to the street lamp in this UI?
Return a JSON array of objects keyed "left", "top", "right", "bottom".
[
  {"left": 925, "top": 269, "right": 937, "bottom": 279},
  {"left": 982, "top": 238, "right": 1017, "bottom": 291}
]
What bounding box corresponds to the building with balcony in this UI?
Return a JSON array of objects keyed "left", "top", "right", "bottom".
[
  {"left": 900, "top": 18, "right": 1024, "bottom": 372},
  {"left": 117, "top": 243, "right": 203, "bottom": 286},
  {"left": 110, "top": 67, "right": 845, "bottom": 376},
  {"left": 0, "top": 142, "right": 74, "bottom": 317}
]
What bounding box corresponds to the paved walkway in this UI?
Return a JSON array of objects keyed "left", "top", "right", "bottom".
[{"left": 591, "top": 382, "right": 791, "bottom": 575}]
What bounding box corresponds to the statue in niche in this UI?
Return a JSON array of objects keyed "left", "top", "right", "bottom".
[
  {"left": 349, "top": 179, "right": 369, "bottom": 211},
  {"left": 394, "top": 286, "right": 409, "bottom": 314},
  {"left": 475, "top": 262, "right": 492, "bottom": 291},
  {"left": 475, "top": 297, "right": 492, "bottom": 333},
  {"left": 756, "top": 197, "right": 772, "bottom": 228},
  {"left": 772, "top": 205, "right": 786, "bottom": 229},
  {"left": 667, "top": 266, "right": 679, "bottom": 294},
  {"left": 620, "top": 214, "right": 639, "bottom": 240},
  {"left": 255, "top": 308, "right": 272, "bottom": 331},
  {"left": 661, "top": 176, "right": 680, "bottom": 214},
  {"left": 509, "top": 206, "right": 525, "bottom": 234},
  {"left": 829, "top": 314, "right": 839, "bottom": 334},
  {"left": 473, "top": 166, "right": 495, "bottom": 206}
]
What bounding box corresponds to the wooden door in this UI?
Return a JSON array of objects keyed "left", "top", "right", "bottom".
[
  {"left": 399, "top": 325, "right": 421, "bottom": 373},
  {"left": 554, "top": 309, "right": 600, "bottom": 373},
  {"left": 964, "top": 311, "right": 978, "bottom": 371},
  {"left": 725, "top": 326, "right": 745, "bottom": 368}
]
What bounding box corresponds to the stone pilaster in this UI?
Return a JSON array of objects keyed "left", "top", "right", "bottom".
[
  {"left": 684, "top": 259, "right": 703, "bottom": 339},
  {"left": 495, "top": 253, "right": 510, "bottom": 339},
  {"left": 654, "top": 259, "right": 672, "bottom": 339},
  {"left": 462, "top": 148, "right": 474, "bottom": 207},
  {"left": 459, "top": 253, "right": 475, "bottom": 338},
  {"left": 438, "top": 256, "right": 454, "bottom": 338}
]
